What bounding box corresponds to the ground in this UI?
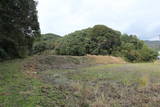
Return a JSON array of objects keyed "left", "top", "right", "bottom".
[{"left": 1, "top": 55, "right": 160, "bottom": 107}]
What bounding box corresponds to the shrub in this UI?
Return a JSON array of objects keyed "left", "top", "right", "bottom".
[
  {"left": 0, "top": 48, "right": 9, "bottom": 60},
  {"left": 55, "top": 25, "right": 121, "bottom": 56},
  {"left": 33, "top": 34, "right": 61, "bottom": 54}
]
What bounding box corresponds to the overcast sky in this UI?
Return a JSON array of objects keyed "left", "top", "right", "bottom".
[{"left": 37, "top": 0, "right": 160, "bottom": 40}]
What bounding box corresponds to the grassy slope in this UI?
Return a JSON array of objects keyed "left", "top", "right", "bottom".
[{"left": 1, "top": 55, "right": 160, "bottom": 106}]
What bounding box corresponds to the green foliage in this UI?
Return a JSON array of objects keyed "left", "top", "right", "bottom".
[
  {"left": 55, "top": 25, "right": 158, "bottom": 62},
  {"left": 0, "top": 48, "right": 9, "bottom": 60},
  {"left": 56, "top": 25, "right": 121, "bottom": 56},
  {"left": 139, "top": 45, "right": 158, "bottom": 62},
  {"left": 0, "top": 0, "right": 40, "bottom": 60},
  {"left": 89, "top": 25, "right": 121, "bottom": 55},
  {"left": 120, "top": 34, "right": 158, "bottom": 62},
  {"left": 55, "top": 30, "right": 90, "bottom": 56},
  {"left": 33, "top": 33, "right": 61, "bottom": 54}
]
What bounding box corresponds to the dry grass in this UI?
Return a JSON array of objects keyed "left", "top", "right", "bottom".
[
  {"left": 154, "top": 60, "right": 160, "bottom": 64},
  {"left": 138, "top": 74, "right": 150, "bottom": 87},
  {"left": 19, "top": 55, "right": 160, "bottom": 106},
  {"left": 91, "top": 92, "right": 108, "bottom": 107},
  {"left": 87, "top": 55, "right": 126, "bottom": 65}
]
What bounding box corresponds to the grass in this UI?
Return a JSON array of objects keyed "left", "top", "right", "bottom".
[
  {"left": 0, "top": 60, "right": 68, "bottom": 107},
  {"left": 39, "top": 63, "right": 160, "bottom": 106},
  {"left": 1, "top": 55, "right": 160, "bottom": 106}
]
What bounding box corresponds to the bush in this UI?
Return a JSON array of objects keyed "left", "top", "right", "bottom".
[
  {"left": 55, "top": 25, "right": 121, "bottom": 56},
  {"left": 33, "top": 34, "right": 61, "bottom": 54},
  {"left": 0, "top": 48, "right": 9, "bottom": 60},
  {"left": 33, "top": 42, "right": 48, "bottom": 54},
  {"left": 55, "top": 33, "right": 87, "bottom": 56},
  {"left": 139, "top": 45, "right": 158, "bottom": 62}
]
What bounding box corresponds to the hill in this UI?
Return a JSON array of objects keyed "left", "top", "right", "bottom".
[
  {"left": 41, "top": 33, "right": 62, "bottom": 42},
  {"left": 55, "top": 25, "right": 158, "bottom": 62},
  {"left": 144, "top": 40, "right": 160, "bottom": 51}
]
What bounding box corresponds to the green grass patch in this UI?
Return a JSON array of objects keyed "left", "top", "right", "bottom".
[{"left": 0, "top": 60, "right": 68, "bottom": 107}]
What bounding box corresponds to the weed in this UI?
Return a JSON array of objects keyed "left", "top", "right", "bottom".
[{"left": 138, "top": 74, "right": 150, "bottom": 87}]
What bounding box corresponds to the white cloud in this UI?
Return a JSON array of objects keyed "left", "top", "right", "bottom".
[{"left": 37, "top": 0, "right": 160, "bottom": 40}]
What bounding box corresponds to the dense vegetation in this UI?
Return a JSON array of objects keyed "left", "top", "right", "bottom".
[
  {"left": 55, "top": 25, "right": 158, "bottom": 62},
  {"left": 120, "top": 35, "right": 158, "bottom": 62},
  {"left": 33, "top": 33, "right": 61, "bottom": 54},
  {"left": 0, "top": 0, "right": 40, "bottom": 60},
  {"left": 0, "top": 0, "right": 157, "bottom": 63}
]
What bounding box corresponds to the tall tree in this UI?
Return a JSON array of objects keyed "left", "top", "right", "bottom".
[
  {"left": 0, "top": 0, "right": 40, "bottom": 59},
  {"left": 88, "top": 25, "right": 121, "bottom": 55}
]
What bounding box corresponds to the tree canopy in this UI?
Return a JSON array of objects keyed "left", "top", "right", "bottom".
[
  {"left": 55, "top": 25, "right": 121, "bottom": 56},
  {"left": 0, "top": 0, "right": 40, "bottom": 60},
  {"left": 33, "top": 33, "right": 61, "bottom": 54},
  {"left": 55, "top": 25, "right": 158, "bottom": 62}
]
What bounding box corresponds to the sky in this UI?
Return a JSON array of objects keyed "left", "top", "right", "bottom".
[{"left": 37, "top": 0, "right": 160, "bottom": 40}]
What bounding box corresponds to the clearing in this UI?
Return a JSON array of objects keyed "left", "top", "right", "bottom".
[{"left": 1, "top": 55, "right": 160, "bottom": 107}]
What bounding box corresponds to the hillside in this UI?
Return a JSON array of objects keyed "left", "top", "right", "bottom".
[
  {"left": 55, "top": 25, "right": 158, "bottom": 62},
  {"left": 41, "top": 33, "right": 62, "bottom": 42},
  {"left": 145, "top": 40, "right": 160, "bottom": 51}
]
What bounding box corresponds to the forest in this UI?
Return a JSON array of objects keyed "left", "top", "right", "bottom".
[
  {"left": 0, "top": 0, "right": 40, "bottom": 60},
  {"left": 54, "top": 25, "right": 158, "bottom": 62}
]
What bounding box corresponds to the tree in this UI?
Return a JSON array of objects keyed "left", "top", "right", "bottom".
[
  {"left": 33, "top": 33, "right": 61, "bottom": 54},
  {"left": 55, "top": 25, "right": 158, "bottom": 62},
  {"left": 55, "top": 29, "right": 90, "bottom": 56},
  {"left": 0, "top": 0, "right": 40, "bottom": 59},
  {"left": 139, "top": 45, "right": 158, "bottom": 62},
  {"left": 120, "top": 34, "right": 157, "bottom": 62},
  {"left": 55, "top": 25, "right": 121, "bottom": 56},
  {"left": 88, "top": 25, "right": 121, "bottom": 55}
]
